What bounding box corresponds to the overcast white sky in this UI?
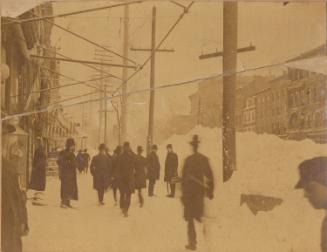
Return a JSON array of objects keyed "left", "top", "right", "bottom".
[{"left": 49, "top": 1, "right": 325, "bottom": 137}]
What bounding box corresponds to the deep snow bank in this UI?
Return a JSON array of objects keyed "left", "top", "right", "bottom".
[{"left": 159, "top": 126, "right": 327, "bottom": 252}]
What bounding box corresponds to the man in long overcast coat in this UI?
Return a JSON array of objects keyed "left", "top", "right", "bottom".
[
  {"left": 164, "top": 144, "right": 178, "bottom": 198},
  {"left": 147, "top": 144, "right": 160, "bottom": 197},
  {"left": 90, "top": 144, "right": 112, "bottom": 205},
  {"left": 57, "top": 138, "right": 78, "bottom": 208},
  {"left": 29, "top": 140, "right": 47, "bottom": 192},
  {"left": 181, "top": 135, "right": 214, "bottom": 251},
  {"left": 134, "top": 146, "right": 147, "bottom": 207},
  {"left": 117, "top": 142, "right": 136, "bottom": 217}
]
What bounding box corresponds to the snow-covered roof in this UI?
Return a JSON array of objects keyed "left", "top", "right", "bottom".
[
  {"left": 1, "top": 0, "right": 45, "bottom": 18},
  {"left": 285, "top": 56, "right": 327, "bottom": 76}
]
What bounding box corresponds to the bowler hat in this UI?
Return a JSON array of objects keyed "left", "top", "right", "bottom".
[
  {"left": 295, "top": 157, "right": 327, "bottom": 189},
  {"left": 189, "top": 135, "right": 200, "bottom": 146},
  {"left": 166, "top": 144, "right": 172, "bottom": 149},
  {"left": 65, "top": 138, "right": 75, "bottom": 148},
  {"left": 114, "top": 145, "right": 122, "bottom": 154},
  {"left": 152, "top": 144, "right": 158, "bottom": 150},
  {"left": 99, "top": 143, "right": 106, "bottom": 151},
  {"left": 123, "top": 142, "right": 130, "bottom": 148}
]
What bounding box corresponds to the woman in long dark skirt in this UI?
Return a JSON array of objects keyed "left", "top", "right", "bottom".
[{"left": 29, "top": 142, "right": 47, "bottom": 206}]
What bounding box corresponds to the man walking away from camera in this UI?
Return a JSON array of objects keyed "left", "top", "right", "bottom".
[
  {"left": 135, "top": 146, "right": 147, "bottom": 207},
  {"left": 90, "top": 144, "right": 112, "bottom": 205},
  {"left": 181, "top": 135, "right": 214, "bottom": 251},
  {"left": 164, "top": 144, "right": 178, "bottom": 198},
  {"left": 117, "top": 142, "right": 136, "bottom": 217},
  {"left": 147, "top": 145, "right": 160, "bottom": 197},
  {"left": 82, "top": 149, "right": 91, "bottom": 174}
]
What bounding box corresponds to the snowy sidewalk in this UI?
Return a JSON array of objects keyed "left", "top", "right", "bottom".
[
  {"left": 23, "top": 163, "right": 325, "bottom": 252},
  {"left": 23, "top": 174, "right": 205, "bottom": 252}
]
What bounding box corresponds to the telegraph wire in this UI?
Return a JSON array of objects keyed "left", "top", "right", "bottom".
[{"left": 2, "top": 59, "right": 295, "bottom": 121}]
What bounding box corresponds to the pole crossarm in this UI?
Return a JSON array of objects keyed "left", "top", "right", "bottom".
[
  {"left": 131, "top": 47, "right": 175, "bottom": 52},
  {"left": 41, "top": 65, "right": 104, "bottom": 92},
  {"left": 2, "top": 1, "right": 142, "bottom": 26},
  {"left": 53, "top": 49, "right": 123, "bottom": 81},
  {"left": 170, "top": 1, "right": 188, "bottom": 11},
  {"left": 44, "top": 18, "right": 139, "bottom": 66},
  {"left": 30, "top": 55, "right": 137, "bottom": 69},
  {"left": 110, "top": 1, "right": 194, "bottom": 96},
  {"left": 199, "top": 44, "right": 255, "bottom": 60}
]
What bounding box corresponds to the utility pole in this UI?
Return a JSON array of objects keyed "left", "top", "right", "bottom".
[
  {"left": 148, "top": 6, "right": 156, "bottom": 155},
  {"left": 98, "top": 61, "right": 104, "bottom": 145},
  {"left": 121, "top": 4, "right": 129, "bottom": 143},
  {"left": 131, "top": 6, "right": 174, "bottom": 154},
  {"left": 199, "top": 44, "right": 255, "bottom": 60},
  {"left": 326, "top": 1, "right": 327, "bottom": 55},
  {"left": 198, "top": 3, "right": 255, "bottom": 182},
  {"left": 222, "top": 2, "right": 238, "bottom": 182},
  {"left": 94, "top": 48, "right": 113, "bottom": 146},
  {"left": 104, "top": 75, "right": 108, "bottom": 146}
]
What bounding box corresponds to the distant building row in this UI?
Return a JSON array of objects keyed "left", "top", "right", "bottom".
[{"left": 187, "top": 45, "right": 327, "bottom": 143}]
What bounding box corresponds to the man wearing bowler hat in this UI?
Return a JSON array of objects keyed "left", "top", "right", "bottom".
[
  {"left": 117, "top": 142, "right": 136, "bottom": 217},
  {"left": 57, "top": 138, "right": 78, "bottom": 208},
  {"left": 147, "top": 144, "right": 160, "bottom": 197},
  {"left": 295, "top": 157, "right": 327, "bottom": 252},
  {"left": 90, "top": 143, "right": 112, "bottom": 205},
  {"left": 164, "top": 144, "right": 179, "bottom": 198},
  {"left": 134, "top": 146, "right": 147, "bottom": 207},
  {"left": 181, "top": 135, "right": 214, "bottom": 251}
]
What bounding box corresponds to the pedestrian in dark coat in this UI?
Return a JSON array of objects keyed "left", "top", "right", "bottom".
[
  {"left": 117, "top": 142, "right": 136, "bottom": 217},
  {"left": 164, "top": 144, "right": 178, "bottom": 198},
  {"left": 90, "top": 144, "right": 112, "bottom": 205},
  {"left": 111, "top": 146, "right": 122, "bottom": 204},
  {"left": 135, "top": 146, "right": 147, "bottom": 207},
  {"left": 1, "top": 121, "right": 29, "bottom": 252},
  {"left": 82, "top": 149, "right": 91, "bottom": 174},
  {"left": 181, "top": 135, "right": 214, "bottom": 251},
  {"left": 147, "top": 144, "right": 160, "bottom": 196},
  {"left": 76, "top": 150, "right": 84, "bottom": 173},
  {"left": 57, "top": 138, "right": 78, "bottom": 208},
  {"left": 29, "top": 144, "right": 47, "bottom": 192},
  {"left": 29, "top": 142, "right": 47, "bottom": 206}
]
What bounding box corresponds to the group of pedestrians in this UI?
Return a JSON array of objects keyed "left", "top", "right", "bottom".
[
  {"left": 2, "top": 117, "right": 327, "bottom": 252},
  {"left": 55, "top": 135, "right": 216, "bottom": 250},
  {"left": 76, "top": 149, "right": 90, "bottom": 174}
]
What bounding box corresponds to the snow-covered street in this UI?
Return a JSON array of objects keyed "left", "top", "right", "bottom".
[
  {"left": 23, "top": 127, "right": 327, "bottom": 252},
  {"left": 23, "top": 174, "right": 194, "bottom": 252}
]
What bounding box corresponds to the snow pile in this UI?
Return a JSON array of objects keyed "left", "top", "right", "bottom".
[{"left": 159, "top": 126, "right": 327, "bottom": 252}]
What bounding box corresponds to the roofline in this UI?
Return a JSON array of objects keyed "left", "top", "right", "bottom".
[{"left": 287, "top": 44, "right": 325, "bottom": 63}]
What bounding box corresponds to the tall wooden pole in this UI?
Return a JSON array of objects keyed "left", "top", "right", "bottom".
[
  {"left": 104, "top": 82, "right": 108, "bottom": 146},
  {"left": 222, "top": 2, "right": 237, "bottom": 182},
  {"left": 121, "top": 5, "right": 129, "bottom": 143},
  {"left": 326, "top": 2, "right": 327, "bottom": 55},
  {"left": 147, "top": 6, "right": 156, "bottom": 154},
  {"left": 98, "top": 61, "right": 104, "bottom": 145}
]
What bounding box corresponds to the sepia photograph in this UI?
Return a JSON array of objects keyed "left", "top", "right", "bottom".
[{"left": 1, "top": 0, "right": 327, "bottom": 251}]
